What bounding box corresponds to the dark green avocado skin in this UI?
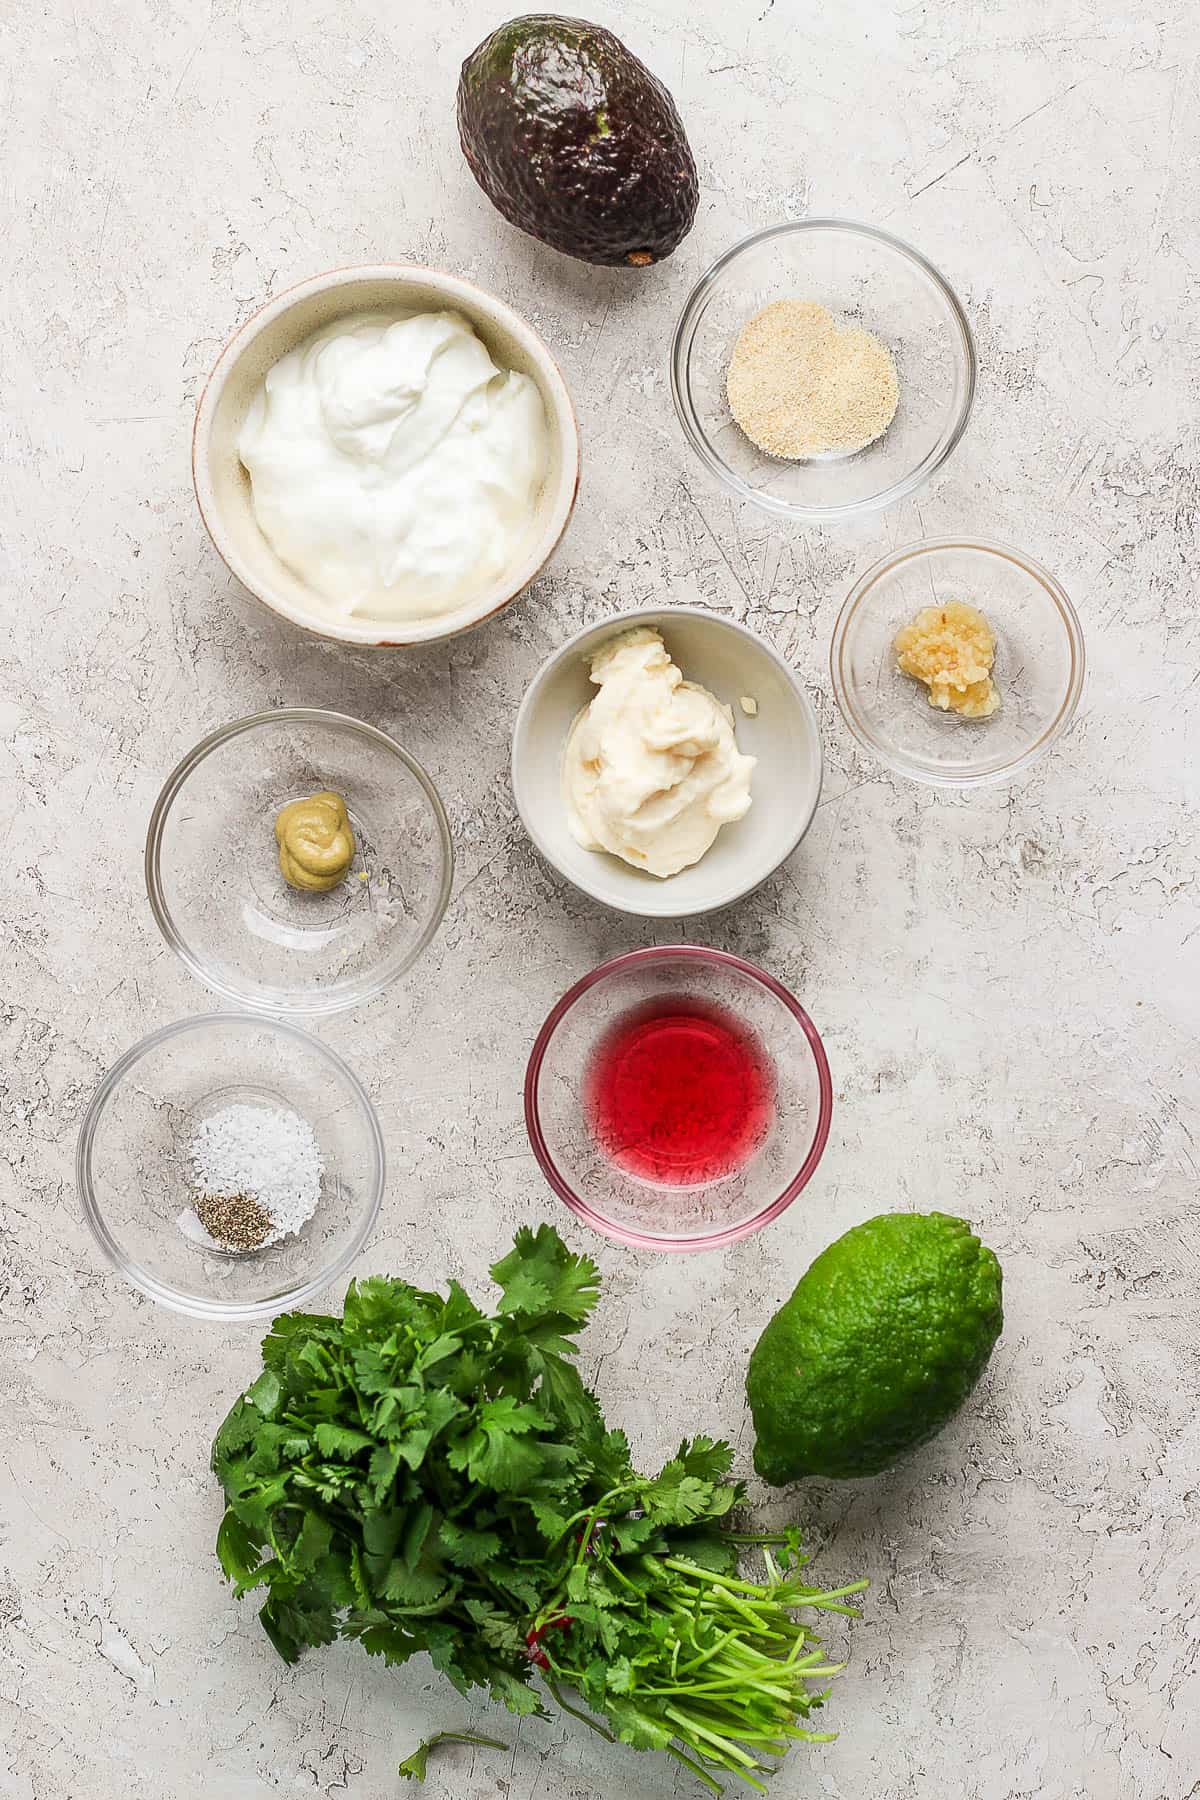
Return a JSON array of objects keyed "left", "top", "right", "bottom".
[{"left": 458, "top": 15, "right": 699, "bottom": 267}]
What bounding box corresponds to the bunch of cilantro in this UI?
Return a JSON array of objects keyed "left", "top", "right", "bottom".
[{"left": 212, "top": 1226, "right": 865, "bottom": 1794}]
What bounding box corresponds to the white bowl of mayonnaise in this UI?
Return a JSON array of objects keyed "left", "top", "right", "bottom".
[
  {"left": 513, "top": 607, "right": 823, "bottom": 918},
  {"left": 193, "top": 265, "right": 579, "bottom": 645}
]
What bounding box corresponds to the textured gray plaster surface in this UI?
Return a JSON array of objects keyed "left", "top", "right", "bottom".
[{"left": 1, "top": 2, "right": 1197, "bottom": 1797}]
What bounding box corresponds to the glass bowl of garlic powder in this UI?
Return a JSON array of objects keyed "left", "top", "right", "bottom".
[{"left": 671, "top": 219, "right": 975, "bottom": 521}]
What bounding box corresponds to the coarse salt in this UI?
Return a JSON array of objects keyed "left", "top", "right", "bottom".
[{"left": 186, "top": 1102, "right": 324, "bottom": 1247}]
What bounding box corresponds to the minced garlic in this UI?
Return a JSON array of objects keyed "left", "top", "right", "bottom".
[{"left": 894, "top": 601, "right": 1000, "bottom": 719}]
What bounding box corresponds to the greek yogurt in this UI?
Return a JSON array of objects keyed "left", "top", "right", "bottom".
[{"left": 238, "top": 309, "right": 548, "bottom": 622}]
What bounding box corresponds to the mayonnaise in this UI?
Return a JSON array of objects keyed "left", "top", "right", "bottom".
[
  {"left": 562, "top": 628, "right": 756, "bottom": 878},
  {"left": 238, "top": 310, "right": 548, "bottom": 621}
]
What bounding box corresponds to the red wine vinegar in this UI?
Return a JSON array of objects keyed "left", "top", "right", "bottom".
[{"left": 583, "top": 997, "right": 775, "bottom": 1186}]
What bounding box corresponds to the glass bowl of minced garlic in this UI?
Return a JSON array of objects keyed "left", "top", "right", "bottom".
[
  {"left": 670, "top": 219, "right": 976, "bottom": 521},
  {"left": 830, "top": 538, "right": 1086, "bottom": 787}
]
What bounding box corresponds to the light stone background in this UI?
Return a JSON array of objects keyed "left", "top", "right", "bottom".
[{"left": 1, "top": 1, "right": 1197, "bottom": 1796}]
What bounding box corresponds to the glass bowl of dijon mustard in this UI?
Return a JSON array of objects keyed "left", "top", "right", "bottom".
[{"left": 146, "top": 710, "right": 453, "bottom": 1015}]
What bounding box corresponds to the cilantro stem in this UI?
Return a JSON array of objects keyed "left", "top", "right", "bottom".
[
  {"left": 644, "top": 1663, "right": 802, "bottom": 1692},
  {"left": 550, "top": 1484, "right": 641, "bottom": 1554},
  {"left": 789, "top": 1581, "right": 869, "bottom": 1604},
  {"left": 662, "top": 1707, "right": 760, "bottom": 1768},
  {"left": 543, "top": 1679, "right": 615, "bottom": 1743},
  {"left": 674, "top": 1628, "right": 741, "bottom": 1677},
  {"left": 696, "top": 1587, "right": 791, "bottom": 1638},
  {"left": 663, "top": 1559, "right": 867, "bottom": 1609},
  {"left": 664, "top": 1742, "right": 727, "bottom": 1795}
]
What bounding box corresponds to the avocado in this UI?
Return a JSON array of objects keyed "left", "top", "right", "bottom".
[{"left": 457, "top": 15, "right": 698, "bottom": 268}]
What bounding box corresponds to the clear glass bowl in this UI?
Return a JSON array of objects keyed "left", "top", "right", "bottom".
[
  {"left": 525, "top": 947, "right": 833, "bottom": 1251},
  {"left": 146, "top": 710, "right": 453, "bottom": 1016},
  {"left": 77, "top": 1014, "right": 385, "bottom": 1319},
  {"left": 830, "top": 537, "right": 1086, "bottom": 787},
  {"left": 671, "top": 219, "right": 975, "bottom": 521}
]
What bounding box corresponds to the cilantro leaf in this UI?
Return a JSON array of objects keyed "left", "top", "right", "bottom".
[
  {"left": 401, "top": 1502, "right": 435, "bottom": 1569},
  {"left": 291, "top": 1510, "right": 333, "bottom": 1572},
  {"left": 521, "top": 1340, "right": 597, "bottom": 1431},
  {"left": 603, "top": 1698, "right": 675, "bottom": 1752},
  {"left": 606, "top": 1655, "right": 637, "bottom": 1696},
  {"left": 314, "top": 1423, "right": 373, "bottom": 1459},
  {"left": 361, "top": 1508, "right": 406, "bottom": 1586},
  {"left": 259, "top": 1592, "right": 336, "bottom": 1664},
  {"left": 491, "top": 1225, "right": 600, "bottom": 1325},
  {"left": 488, "top": 1670, "right": 546, "bottom": 1717},
  {"left": 589, "top": 1429, "right": 634, "bottom": 1489},
  {"left": 675, "top": 1436, "right": 735, "bottom": 1483},
  {"left": 394, "top": 1388, "right": 463, "bottom": 1471},
  {"left": 414, "top": 1333, "right": 466, "bottom": 1376},
  {"left": 438, "top": 1521, "right": 503, "bottom": 1568},
  {"left": 663, "top": 1532, "right": 740, "bottom": 1574},
  {"left": 609, "top": 1514, "right": 661, "bottom": 1555},
  {"left": 398, "top": 1732, "right": 507, "bottom": 1783},
  {"left": 210, "top": 1399, "right": 259, "bottom": 1474},
  {"left": 526, "top": 1500, "right": 572, "bottom": 1543},
  {"left": 215, "top": 1510, "right": 262, "bottom": 1587},
  {"left": 354, "top": 1622, "right": 421, "bottom": 1667},
  {"left": 463, "top": 1597, "right": 525, "bottom": 1655},
  {"left": 379, "top": 1555, "right": 451, "bottom": 1610},
  {"left": 367, "top": 1441, "right": 403, "bottom": 1502},
  {"left": 439, "top": 1281, "right": 487, "bottom": 1333},
  {"left": 446, "top": 1396, "right": 550, "bottom": 1492},
  {"left": 245, "top": 1369, "right": 282, "bottom": 1418},
  {"left": 636, "top": 1456, "right": 728, "bottom": 1527}
]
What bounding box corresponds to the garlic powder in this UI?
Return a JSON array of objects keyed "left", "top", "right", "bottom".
[{"left": 727, "top": 299, "right": 899, "bottom": 460}]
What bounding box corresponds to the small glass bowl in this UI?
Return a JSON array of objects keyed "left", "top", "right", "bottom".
[
  {"left": 77, "top": 1013, "right": 385, "bottom": 1320},
  {"left": 146, "top": 709, "right": 453, "bottom": 1016},
  {"left": 525, "top": 947, "right": 833, "bottom": 1252},
  {"left": 671, "top": 219, "right": 975, "bottom": 521},
  {"left": 830, "top": 537, "right": 1086, "bottom": 787}
]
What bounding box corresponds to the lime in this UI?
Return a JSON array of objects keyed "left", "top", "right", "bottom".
[{"left": 747, "top": 1212, "right": 1003, "bottom": 1483}]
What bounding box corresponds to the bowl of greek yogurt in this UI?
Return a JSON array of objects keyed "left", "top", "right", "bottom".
[
  {"left": 512, "top": 607, "right": 823, "bottom": 918},
  {"left": 193, "top": 265, "right": 580, "bottom": 645}
]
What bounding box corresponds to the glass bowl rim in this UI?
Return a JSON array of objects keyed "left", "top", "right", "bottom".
[
  {"left": 669, "top": 216, "right": 977, "bottom": 523},
  {"left": 76, "top": 1010, "right": 386, "bottom": 1321},
  {"left": 523, "top": 945, "right": 834, "bottom": 1252},
  {"left": 829, "top": 534, "right": 1087, "bottom": 789},
  {"left": 144, "top": 707, "right": 454, "bottom": 1017}
]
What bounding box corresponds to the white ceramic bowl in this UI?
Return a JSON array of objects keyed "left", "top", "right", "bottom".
[
  {"left": 192, "top": 264, "right": 580, "bottom": 646},
  {"left": 512, "top": 608, "right": 822, "bottom": 918}
]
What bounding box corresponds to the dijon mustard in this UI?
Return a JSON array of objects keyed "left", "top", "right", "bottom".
[{"left": 274, "top": 791, "right": 356, "bottom": 892}]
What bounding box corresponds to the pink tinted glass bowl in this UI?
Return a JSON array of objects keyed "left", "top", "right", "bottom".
[{"left": 524, "top": 947, "right": 833, "bottom": 1251}]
